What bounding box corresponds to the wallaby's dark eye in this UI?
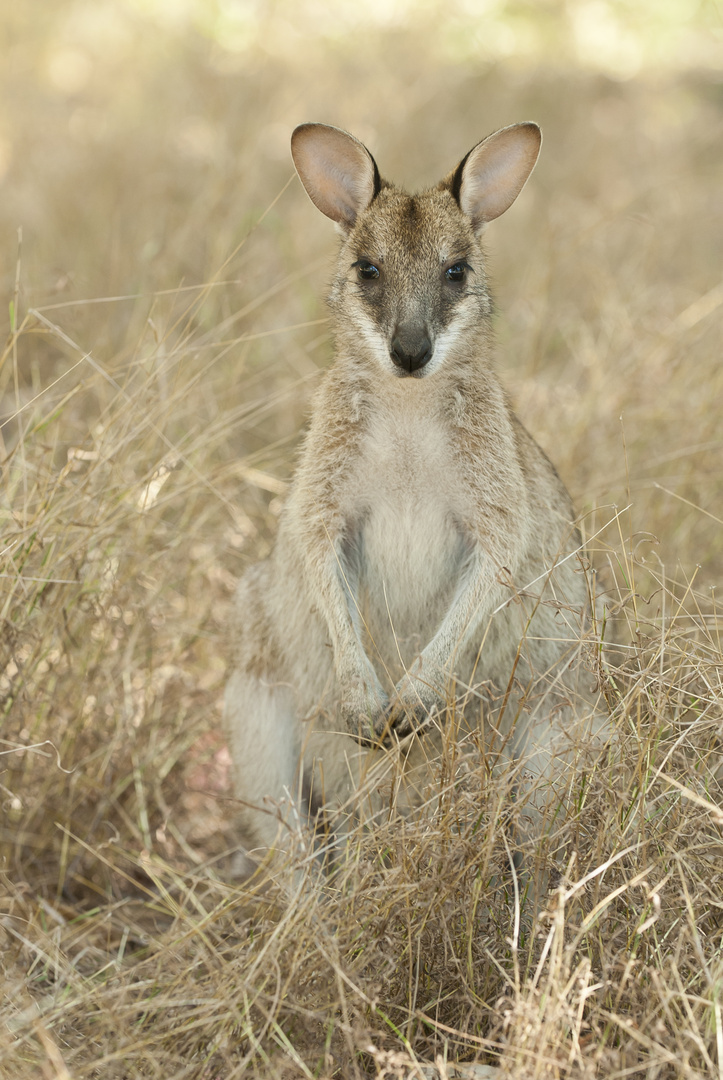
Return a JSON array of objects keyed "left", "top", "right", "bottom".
[
  {"left": 445, "top": 262, "right": 468, "bottom": 283},
  {"left": 354, "top": 260, "right": 380, "bottom": 281}
]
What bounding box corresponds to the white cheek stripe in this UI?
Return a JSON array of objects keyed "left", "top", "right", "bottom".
[
  {"left": 357, "top": 314, "right": 393, "bottom": 370},
  {"left": 422, "top": 320, "right": 468, "bottom": 376}
]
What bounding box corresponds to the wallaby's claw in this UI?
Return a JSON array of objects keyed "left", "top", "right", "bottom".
[
  {"left": 381, "top": 667, "right": 445, "bottom": 740},
  {"left": 352, "top": 718, "right": 386, "bottom": 749},
  {"left": 378, "top": 698, "right": 437, "bottom": 741},
  {"left": 348, "top": 703, "right": 430, "bottom": 748}
]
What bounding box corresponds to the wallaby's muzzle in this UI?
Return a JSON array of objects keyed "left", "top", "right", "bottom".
[{"left": 390, "top": 324, "right": 433, "bottom": 374}]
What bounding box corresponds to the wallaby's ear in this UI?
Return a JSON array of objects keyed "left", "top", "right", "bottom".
[
  {"left": 451, "top": 122, "right": 541, "bottom": 231},
  {"left": 291, "top": 123, "right": 381, "bottom": 231}
]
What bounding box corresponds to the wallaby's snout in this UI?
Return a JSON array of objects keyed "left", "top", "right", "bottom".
[{"left": 390, "top": 322, "right": 433, "bottom": 375}]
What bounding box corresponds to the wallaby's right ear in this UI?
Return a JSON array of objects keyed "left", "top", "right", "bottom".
[
  {"left": 291, "top": 123, "right": 381, "bottom": 231},
  {"left": 450, "top": 122, "right": 542, "bottom": 232}
]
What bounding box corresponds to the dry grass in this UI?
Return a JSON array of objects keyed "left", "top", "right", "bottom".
[{"left": 1, "top": 3, "right": 723, "bottom": 1077}]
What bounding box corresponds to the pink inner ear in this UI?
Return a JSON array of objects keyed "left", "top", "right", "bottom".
[
  {"left": 459, "top": 124, "right": 541, "bottom": 226},
  {"left": 291, "top": 125, "right": 377, "bottom": 227}
]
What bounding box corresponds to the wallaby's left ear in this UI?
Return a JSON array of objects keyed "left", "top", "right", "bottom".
[{"left": 450, "top": 122, "right": 541, "bottom": 231}]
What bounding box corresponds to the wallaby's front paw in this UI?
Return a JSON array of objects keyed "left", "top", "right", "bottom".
[
  {"left": 382, "top": 670, "right": 446, "bottom": 739},
  {"left": 340, "top": 680, "right": 389, "bottom": 746}
]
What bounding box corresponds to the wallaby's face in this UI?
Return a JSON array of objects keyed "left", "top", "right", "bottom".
[
  {"left": 331, "top": 187, "right": 488, "bottom": 379},
  {"left": 291, "top": 122, "right": 541, "bottom": 379}
]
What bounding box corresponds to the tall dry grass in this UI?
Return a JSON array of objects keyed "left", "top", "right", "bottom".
[{"left": 1, "top": 3, "right": 722, "bottom": 1077}]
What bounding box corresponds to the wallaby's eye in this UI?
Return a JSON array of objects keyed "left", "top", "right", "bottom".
[
  {"left": 354, "top": 260, "right": 380, "bottom": 281},
  {"left": 445, "top": 262, "right": 468, "bottom": 283}
]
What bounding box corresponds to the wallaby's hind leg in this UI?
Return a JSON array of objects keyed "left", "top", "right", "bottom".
[
  {"left": 299, "top": 728, "right": 376, "bottom": 870},
  {"left": 224, "top": 674, "right": 390, "bottom": 877},
  {"left": 224, "top": 670, "right": 302, "bottom": 874},
  {"left": 499, "top": 665, "right": 610, "bottom": 906}
]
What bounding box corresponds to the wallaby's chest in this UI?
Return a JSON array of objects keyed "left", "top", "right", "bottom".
[
  {"left": 350, "top": 407, "right": 464, "bottom": 517},
  {"left": 344, "top": 409, "right": 468, "bottom": 659}
]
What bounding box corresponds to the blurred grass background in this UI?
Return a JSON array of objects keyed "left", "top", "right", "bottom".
[
  {"left": 2, "top": 0, "right": 722, "bottom": 568},
  {"left": 1, "top": 2, "right": 722, "bottom": 1077}
]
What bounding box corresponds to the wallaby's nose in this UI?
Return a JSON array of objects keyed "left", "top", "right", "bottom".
[{"left": 390, "top": 327, "right": 433, "bottom": 374}]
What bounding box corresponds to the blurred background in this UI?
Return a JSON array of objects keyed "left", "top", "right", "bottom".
[
  {"left": 1, "top": 0, "right": 722, "bottom": 884},
  {"left": 2, "top": 0, "right": 722, "bottom": 564}
]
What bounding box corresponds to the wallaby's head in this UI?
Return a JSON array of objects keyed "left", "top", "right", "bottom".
[{"left": 291, "top": 122, "right": 541, "bottom": 380}]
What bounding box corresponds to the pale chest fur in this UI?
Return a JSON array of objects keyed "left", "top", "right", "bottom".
[{"left": 341, "top": 401, "right": 470, "bottom": 669}]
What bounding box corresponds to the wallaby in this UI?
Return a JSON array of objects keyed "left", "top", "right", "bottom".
[{"left": 225, "top": 121, "right": 607, "bottom": 879}]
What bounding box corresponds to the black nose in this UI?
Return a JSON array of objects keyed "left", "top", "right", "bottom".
[{"left": 390, "top": 328, "right": 432, "bottom": 373}]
